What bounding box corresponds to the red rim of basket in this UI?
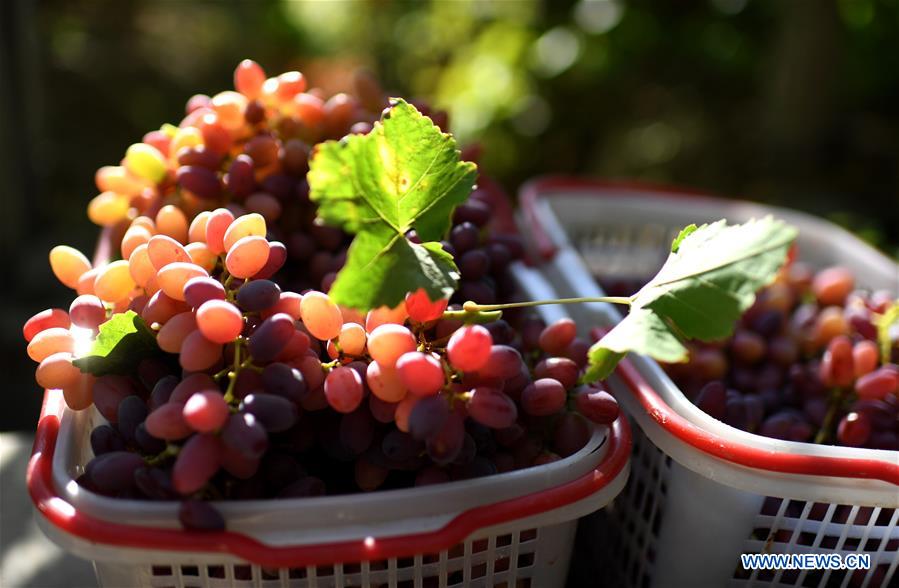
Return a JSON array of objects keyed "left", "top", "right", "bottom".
[
  {"left": 519, "top": 175, "right": 899, "bottom": 485},
  {"left": 28, "top": 388, "right": 631, "bottom": 567}
]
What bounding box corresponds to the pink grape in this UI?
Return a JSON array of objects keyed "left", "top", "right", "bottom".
[
  {"left": 145, "top": 403, "right": 193, "bottom": 440},
  {"left": 365, "top": 361, "right": 407, "bottom": 402},
  {"left": 467, "top": 388, "right": 517, "bottom": 429},
  {"left": 173, "top": 433, "right": 221, "bottom": 494},
  {"left": 324, "top": 367, "right": 364, "bottom": 413},
  {"left": 855, "top": 368, "right": 899, "bottom": 400},
  {"left": 183, "top": 276, "right": 226, "bottom": 308},
  {"left": 23, "top": 308, "right": 70, "bottom": 342},
  {"left": 812, "top": 266, "right": 854, "bottom": 306},
  {"left": 225, "top": 236, "right": 270, "bottom": 278},
  {"left": 521, "top": 378, "right": 567, "bottom": 416},
  {"left": 368, "top": 324, "right": 417, "bottom": 368},
  {"left": 183, "top": 391, "right": 230, "bottom": 433},
  {"left": 69, "top": 295, "right": 106, "bottom": 330},
  {"left": 447, "top": 325, "right": 492, "bottom": 372},
  {"left": 404, "top": 288, "right": 448, "bottom": 323},
  {"left": 157, "top": 311, "right": 197, "bottom": 353},
  {"left": 179, "top": 330, "right": 223, "bottom": 372},
  {"left": 837, "top": 412, "right": 871, "bottom": 447},
  {"left": 396, "top": 352, "right": 445, "bottom": 397},
  {"left": 299, "top": 290, "right": 342, "bottom": 341},
  {"left": 538, "top": 318, "right": 576, "bottom": 355},
  {"left": 575, "top": 388, "right": 620, "bottom": 424},
  {"left": 196, "top": 300, "right": 244, "bottom": 344}
]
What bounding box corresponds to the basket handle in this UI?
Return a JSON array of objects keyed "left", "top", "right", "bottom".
[
  {"left": 28, "top": 389, "right": 631, "bottom": 567},
  {"left": 600, "top": 340, "right": 899, "bottom": 485}
]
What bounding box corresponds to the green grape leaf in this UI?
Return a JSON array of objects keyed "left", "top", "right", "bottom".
[
  {"left": 72, "top": 311, "right": 160, "bottom": 376},
  {"left": 876, "top": 303, "right": 899, "bottom": 362},
  {"left": 670, "top": 224, "right": 697, "bottom": 253},
  {"left": 587, "top": 217, "right": 798, "bottom": 380},
  {"left": 308, "top": 99, "right": 476, "bottom": 310}
]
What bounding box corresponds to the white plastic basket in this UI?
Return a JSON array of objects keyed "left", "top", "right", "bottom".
[
  {"left": 517, "top": 177, "right": 899, "bottom": 588},
  {"left": 28, "top": 261, "right": 631, "bottom": 588}
]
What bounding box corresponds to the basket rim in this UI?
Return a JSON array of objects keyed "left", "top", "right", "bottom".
[
  {"left": 517, "top": 175, "right": 899, "bottom": 485},
  {"left": 28, "top": 389, "right": 632, "bottom": 567}
]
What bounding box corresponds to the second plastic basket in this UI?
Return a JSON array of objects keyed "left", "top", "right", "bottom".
[
  {"left": 28, "top": 262, "right": 631, "bottom": 588},
  {"left": 518, "top": 177, "right": 899, "bottom": 588}
]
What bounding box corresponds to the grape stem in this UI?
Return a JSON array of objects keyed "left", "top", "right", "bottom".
[
  {"left": 814, "top": 386, "right": 848, "bottom": 445},
  {"left": 462, "top": 296, "right": 633, "bottom": 313},
  {"left": 144, "top": 443, "right": 180, "bottom": 466},
  {"left": 223, "top": 338, "right": 244, "bottom": 404}
]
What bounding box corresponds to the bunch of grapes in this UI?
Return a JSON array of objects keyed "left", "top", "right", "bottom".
[
  {"left": 24, "top": 60, "right": 622, "bottom": 531},
  {"left": 84, "top": 59, "right": 454, "bottom": 295},
  {"left": 24, "top": 209, "right": 617, "bottom": 529},
  {"left": 665, "top": 264, "right": 898, "bottom": 450}
]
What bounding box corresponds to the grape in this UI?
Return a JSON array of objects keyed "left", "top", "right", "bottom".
[
  {"left": 730, "top": 330, "right": 766, "bottom": 364},
  {"left": 179, "top": 330, "right": 223, "bottom": 372},
  {"left": 467, "top": 388, "right": 517, "bottom": 429},
  {"left": 252, "top": 241, "right": 287, "bottom": 279},
  {"left": 458, "top": 250, "right": 490, "bottom": 280},
  {"left": 339, "top": 409, "right": 375, "bottom": 454},
  {"left": 204, "top": 208, "right": 235, "bottom": 255},
  {"left": 261, "top": 452, "right": 305, "bottom": 490},
  {"left": 142, "top": 291, "right": 189, "bottom": 326},
  {"left": 324, "top": 367, "right": 364, "bottom": 413},
  {"left": 93, "top": 375, "right": 138, "bottom": 422},
  {"left": 365, "top": 304, "right": 409, "bottom": 332},
  {"left": 195, "top": 300, "right": 243, "bottom": 344},
  {"left": 555, "top": 412, "right": 591, "bottom": 457},
  {"left": 147, "top": 235, "right": 191, "bottom": 271},
  {"left": 534, "top": 357, "right": 579, "bottom": 389},
  {"left": 134, "top": 467, "right": 176, "bottom": 500},
  {"left": 426, "top": 413, "right": 465, "bottom": 465},
  {"left": 275, "top": 330, "right": 311, "bottom": 362},
  {"left": 576, "top": 387, "right": 620, "bottom": 425},
  {"left": 478, "top": 345, "right": 523, "bottom": 380},
  {"left": 145, "top": 403, "right": 193, "bottom": 440},
  {"left": 63, "top": 374, "right": 96, "bottom": 411},
  {"left": 219, "top": 446, "right": 260, "bottom": 479},
  {"left": 240, "top": 394, "right": 299, "bottom": 432},
  {"left": 225, "top": 236, "right": 271, "bottom": 278},
  {"left": 767, "top": 336, "right": 799, "bottom": 367},
  {"left": 364, "top": 396, "right": 394, "bottom": 425},
  {"left": 26, "top": 327, "right": 74, "bottom": 362},
  {"left": 408, "top": 395, "right": 450, "bottom": 440},
  {"left": 396, "top": 352, "right": 445, "bottom": 397},
  {"left": 299, "top": 291, "right": 343, "bottom": 341},
  {"left": 183, "top": 276, "right": 226, "bottom": 308},
  {"left": 837, "top": 412, "right": 871, "bottom": 447},
  {"left": 35, "top": 352, "right": 81, "bottom": 389},
  {"left": 248, "top": 313, "right": 295, "bottom": 362},
  {"left": 820, "top": 335, "right": 854, "bottom": 388},
  {"left": 521, "top": 379, "right": 567, "bottom": 417},
  {"left": 183, "top": 391, "right": 230, "bottom": 433},
  {"left": 134, "top": 423, "right": 166, "bottom": 455},
  {"left": 267, "top": 292, "right": 303, "bottom": 320},
  {"left": 812, "top": 266, "right": 854, "bottom": 306},
  {"left": 90, "top": 424, "right": 126, "bottom": 455},
  {"left": 336, "top": 322, "right": 367, "bottom": 357},
  {"left": 88, "top": 192, "right": 130, "bottom": 226},
  {"left": 157, "top": 311, "right": 197, "bottom": 353},
  {"left": 23, "top": 308, "right": 70, "bottom": 342},
  {"left": 450, "top": 222, "right": 479, "bottom": 254},
  {"left": 179, "top": 500, "right": 225, "bottom": 531},
  {"left": 49, "top": 245, "right": 91, "bottom": 289},
  {"left": 695, "top": 381, "right": 727, "bottom": 421},
  {"left": 367, "top": 324, "right": 417, "bottom": 368},
  {"left": 405, "top": 288, "right": 449, "bottom": 323},
  {"left": 69, "top": 295, "right": 106, "bottom": 330},
  {"left": 125, "top": 143, "right": 167, "bottom": 183},
  {"left": 173, "top": 433, "right": 221, "bottom": 494},
  {"left": 261, "top": 362, "right": 306, "bottom": 403},
  {"left": 221, "top": 413, "right": 268, "bottom": 459},
  {"left": 538, "top": 319, "right": 576, "bottom": 355},
  {"left": 855, "top": 368, "right": 899, "bottom": 400},
  {"left": 117, "top": 395, "right": 149, "bottom": 444},
  {"left": 94, "top": 260, "right": 137, "bottom": 303},
  {"left": 89, "top": 452, "right": 145, "bottom": 494},
  {"left": 447, "top": 325, "right": 492, "bottom": 372},
  {"left": 234, "top": 59, "right": 266, "bottom": 98},
  {"left": 853, "top": 340, "right": 880, "bottom": 378},
  {"left": 157, "top": 262, "right": 208, "bottom": 301}
]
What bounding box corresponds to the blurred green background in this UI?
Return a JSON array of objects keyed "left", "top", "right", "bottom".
[{"left": 2, "top": 0, "right": 898, "bottom": 430}]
